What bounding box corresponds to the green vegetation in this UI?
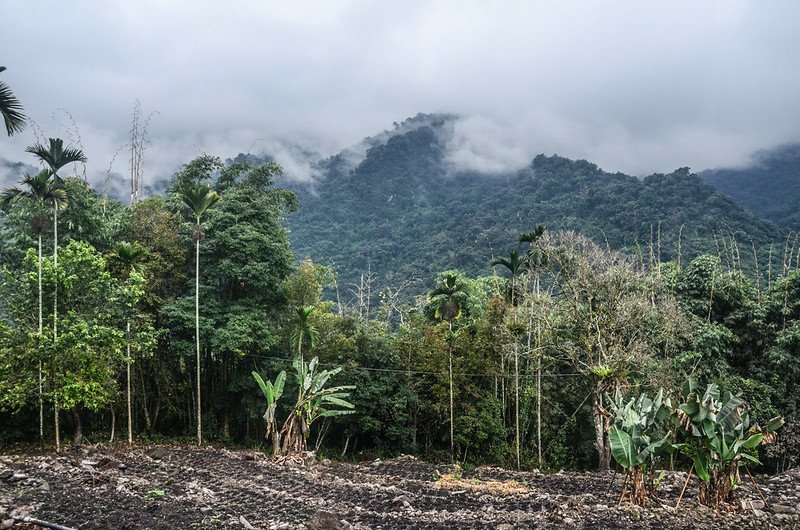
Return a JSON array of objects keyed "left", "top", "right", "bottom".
[{"left": 0, "top": 110, "right": 798, "bottom": 514}]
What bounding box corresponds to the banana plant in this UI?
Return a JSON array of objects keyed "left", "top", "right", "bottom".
[
  {"left": 279, "top": 356, "right": 355, "bottom": 455},
  {"left": 675, "top": 379, "right": 784, "bottom": 508},
  {"left": 607, "top": 387, "right": 672, "bottom": 505},
  {"left": 252, "top": 370, "right": 286, "bottom": 456}
]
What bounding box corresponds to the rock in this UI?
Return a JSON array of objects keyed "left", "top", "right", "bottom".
[
  {"left": 741, "top": 499, "right": 765, "bottom": 511},
  {"left": 239, "top": 515, "right": 255, "bottom": 529},
  {"left": 81, "top": 459, "right": 99, "bottom": 467},
  {"left": 146, "top": 447, "right": 171, "bottom": 460},
  {"left": 564, "top": 517, "right": 576, "bottom": 524},
  {"left": 753, "top": 509, "right": 766, "bottom": 517},
  {"left": 322, "top": 459, "right": 332, "bottom": 465},
  {"left": 200, "top": 506, "right": 213, "bottom": 514},
  {"left": 307, "top": 510, "right": 347, "bottom": 530},
  {"left": 9, "top": 473, "right": 27, "bottom": 483},
  {"left": 496, "top": 524, "right": 513, "bottom": 530},
  {"left": 0, "top": 470, "right": 12, "bottom": 481},
  {"left": 1, "top": 519, "right": 14, "bottom": 530},
  {"left": 772, "top": 504, "right": 794, "bottom": 514}
]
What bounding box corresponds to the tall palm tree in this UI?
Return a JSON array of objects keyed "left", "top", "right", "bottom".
[
  {"left": 491, "top": 249, "right": 526, "bottom": 469},
  {"left": 0, "top": 66, "right": 26, "bottom": 136},
  {"left": 107, "top": 241, "right": 147, "bottom": 446},
  {"left": 518, "top": 225, "right": 547, "bottom": 468},
  {"left": 1, "top": 170, "right": 66, "bottom": 447},
  {"left": 26, "top": 137, "right": 86, "bottom": 451},
  {"left": 428, "top": 272, "right": 469, "bottom": 461},
  {"left": 177, "top": 183, "right": 220, "bottom": 446}
]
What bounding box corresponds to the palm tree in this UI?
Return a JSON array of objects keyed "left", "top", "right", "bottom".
[
  {"left": 1, "top": 170, "right": 66, "bottom": 447},
  {"left": 428, "top": 272, "right": 469, "bottom": 461},
  {"left": 291, "top": 306, "right": 319, "bottom": 364},
  {"left": 0, "top": 66, "right": 26, "bottom": 136},
  {"left": 26, "top": 138, "right": 86, "bottom": 452},
  {"left": 491, "top": 250, "right": 526, "bottom": 469},
  {"left": 107, "top": 241, "right": 147, "bottom": 446},
  {"left": 177, "top": 183, "right": 220, "bottom": 446},
  {"left": 518, "top": 226, "right": 547, "bottom": 468}
]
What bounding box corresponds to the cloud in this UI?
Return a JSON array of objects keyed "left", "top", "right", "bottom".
[{"left": 0, "top": 0, "right": 798, "bottom": 186}]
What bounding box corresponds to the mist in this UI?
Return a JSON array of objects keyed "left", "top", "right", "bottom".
[{"left": 2, "top": 1, "right": 799, "bottom": 191}]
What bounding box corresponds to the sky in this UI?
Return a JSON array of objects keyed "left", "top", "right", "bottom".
[{"left": 2, "top": 0, "right": 800, "bottom": 189}]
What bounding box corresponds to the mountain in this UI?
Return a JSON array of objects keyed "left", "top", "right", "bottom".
[
  {"left": 700, "top": 144, "right": 800, "bottom": 232},
  {"left": 282, "top": 117, "right": 783, "bottom": 295}
]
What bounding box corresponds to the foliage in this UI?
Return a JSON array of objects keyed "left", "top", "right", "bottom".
[
  {"left": 252, "top": 369, "right": 286, "bottom": 455},
  {"left": 675, "top": 379, "right": 784, "bottom": 508},
  {"left": 607, "top": 388, "right": 672, "bottom": 505},
  {"left": 280, "top": 356, "right": 355, "bottom": 455}
]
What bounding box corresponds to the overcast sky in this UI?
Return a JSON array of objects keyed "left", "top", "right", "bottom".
[{"left": 2, "top": 1, "right": 799, "bottom": 188}]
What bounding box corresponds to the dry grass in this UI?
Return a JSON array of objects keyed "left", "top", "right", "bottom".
[{"left": 434, "top": 472, "right": 531, "bottom": 496}]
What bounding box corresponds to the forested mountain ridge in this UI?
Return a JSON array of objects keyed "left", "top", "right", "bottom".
[
  {"left": 700, "top": 143, "right": 800, "bottom": 232},
  {"left": 280, "top": 119, "right": 783, "bottom": 294}
]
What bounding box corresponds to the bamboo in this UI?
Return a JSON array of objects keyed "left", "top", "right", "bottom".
[{"left": 675, "top": 464, "right": 694, "bottom": 510}]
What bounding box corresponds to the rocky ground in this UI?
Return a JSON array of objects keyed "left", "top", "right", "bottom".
[{"left": 0, "top": 446, "right": 798, "bottom": 529}]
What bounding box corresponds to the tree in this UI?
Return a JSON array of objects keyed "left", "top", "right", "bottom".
[
  {"left": 291, "top": 306, "right": 319, "bottom": 365},
  {"left": 0, "top": 66, "right": 25, "bottom": 136},
  {"left": 543, "top": 231, "right": 685, "bottom": 470},
  {"left": 491, "top": 249, "right": 525, "bottom": 469},
  {"left": 107, "top": 241, "right": 148, "bottom": 445},
  {"left": 1, "top": 170, "right": 66, "bottom": 446},
  {"left": 177, "top": 183, "right": 219, "bottom": 446},
  {"left": 25, "top": 138, "right": 86, "bottom": 451},
  {"left": 427, "top": 271, "right": 470, "bottom": 461}
]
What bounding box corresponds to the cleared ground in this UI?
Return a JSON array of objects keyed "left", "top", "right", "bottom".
[{"left": 0, "top": 446, "right": 798, "bottom": 529}]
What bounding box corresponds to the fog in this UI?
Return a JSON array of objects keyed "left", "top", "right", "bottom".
[{"left": 1, "top": 1, "right": 799, "bottom": 191}]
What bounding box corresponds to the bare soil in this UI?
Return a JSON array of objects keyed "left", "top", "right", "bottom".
[{"left": 0, "top": 446, "right": 798, "bottom": 529}]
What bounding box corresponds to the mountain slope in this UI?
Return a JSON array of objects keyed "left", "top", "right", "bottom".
[
  {"left": 284, "top": 121, "right": 783, "bottom": 294},
  {"left": 701, "top": 144, "right": 800, "bottom": 232}
]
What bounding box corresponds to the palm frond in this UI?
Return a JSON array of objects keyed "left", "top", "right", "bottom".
[
  {"left": 26, "top": 138, "right": 87, "bottom": 174},
  {"left": 177, "top": 183, "right": 220, "bottom": 219},
  {"left": 0, "top": 72, "right": 26, "bottom": 136}
]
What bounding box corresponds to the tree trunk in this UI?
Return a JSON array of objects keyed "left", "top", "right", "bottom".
[
  {"left": 72, "top": 407, "right": 82, "bottom": 446},
  {"left": 53, "top": 206, "right": 60, "bottom": 452},
  {"left": 448, "top": 321, "right": 454, "bottom": 462},
  {"left": 127, "top": 319, "right": 133, "bottom": 446},
  {"left": 592, "top": 390, "right": 610, "bottom": 471},
  {"left": 109, "top": 407, "right": 116, "bottom": 444},
  {"left": 38, "top": 234, "right": 43, "bottom": 449},
  {"left": 195, "top": 234, "right": 202, "bottom": 446}
]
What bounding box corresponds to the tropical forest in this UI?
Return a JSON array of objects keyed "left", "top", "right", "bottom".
[{"left": 1, "top": 3, "right": 800, "bottom": 529}]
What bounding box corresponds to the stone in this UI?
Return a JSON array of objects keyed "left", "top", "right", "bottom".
[
  {"left": 1, "top": 519, "right": 14, "bottom": 530},
  {"left": 307, "top": 510, "right": 346, "bottom": 530},
  {"left": 0, "top": 471, "right": 12, "bottom": 481},
  {"left": 239, "top": 515, "right": 255, "bottom": 529},
  {"left": 741, "top": 499, "right": 765, "bottom": 511},
  {"left": 772, "top": 504, "right": 794, "bottom": 514},
  {"left": 146, "top": 447, "right": 171, "bottom": 460}
]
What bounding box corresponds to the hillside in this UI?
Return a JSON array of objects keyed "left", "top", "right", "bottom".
[
  {"left": 701, "top": 144, "right": 800, "bottom": 232},
  {"left": 283, "top": 119, "right": 783, "bottom": 294}
]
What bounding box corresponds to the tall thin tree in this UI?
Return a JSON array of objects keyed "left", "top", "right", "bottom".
[
  {"left": 107, "top": 241, "right": 147, "bottom": 446},
  {"left": 1, "top": 170, "right": 66, "bottom": 448},
  {"left": 177, "top": 183, "right": 220, "bottom": 446},
  {"left": 25, "top": 138, "right": 86, "bottom": 451},
  {"left": 428, "top": 272, "right": 469, "bottom": 461}
]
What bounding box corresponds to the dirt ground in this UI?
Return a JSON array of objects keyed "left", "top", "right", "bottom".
[{"left": 0, "top": 446, "right": 798, "bottom": 529}]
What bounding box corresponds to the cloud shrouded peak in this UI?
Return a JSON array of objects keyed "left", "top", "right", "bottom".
[{"left": 0, "top": 1, "right": 798, "bottom": 190}]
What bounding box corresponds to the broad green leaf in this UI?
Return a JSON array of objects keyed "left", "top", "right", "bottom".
[{"left": 609, "top": 425, "right": 635, "bottom": 469}]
